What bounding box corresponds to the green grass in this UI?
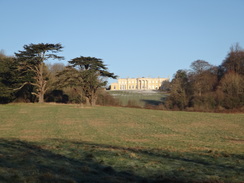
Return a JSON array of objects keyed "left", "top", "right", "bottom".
[
  {"left": 107, "top": 90, "right": 168, "bottom": 107},
  {"left": 0, "top": 103, "right": 243, "bottom": 183}
]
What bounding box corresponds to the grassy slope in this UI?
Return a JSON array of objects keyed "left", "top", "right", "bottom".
[
  {"left": 107, "top": 90, "right": 168, "bottom": 106},
  {"left": 0, "top": 104, "right": 243, "bottom": 183}
]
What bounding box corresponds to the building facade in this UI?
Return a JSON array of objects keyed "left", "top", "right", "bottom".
[{"left": 110, "top": 77, "right": 169, "bottom": 90}]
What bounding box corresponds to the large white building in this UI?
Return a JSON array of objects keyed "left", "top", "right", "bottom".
[{"left": 110, "top": 77, "right": 169, "bottom": 90}]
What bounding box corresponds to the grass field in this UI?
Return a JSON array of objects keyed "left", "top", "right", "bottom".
[
  {"left": 0, "top": 104, "right": 243, "bottom": 183},
  {"left": 107, "top": 90, "right": 168, "bottom": 107}
]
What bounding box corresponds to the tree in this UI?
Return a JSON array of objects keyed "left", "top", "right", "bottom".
[
  {"left": 217, "top": 43, "right": 244, "bottom": 109},
  {"left": 221, "top": 43, "right": 244, "bottom": 75},
  {"left": 57, "top": 56, "right": 117, "bottom": 106},
  {"left": 218, "top": 72, "right": 244, "bottom": 109},
  {"left": 15, "top": 43, "right": 64, "bottom": 103},
  {"left": 0, "top": 53, "right": 18, "bottom": 103},
  {"left": 166, "top": 70, "right": 190, "bottom": 110},
  {"left": 190, "top": 60, "right": 213, "bottom": 73},
  {"left": 55, "top": 66, "right": 84, "bottom": 104},
  {"left": 160, "top": 80, "right": 170, "bottom": 92},
  {"left": 46, "top": 63, "right": 65, "bottom": 91},
  {"left": 189, "top": 60, "right": 217, "bottom": 97},
  {"left": 44, "top": 63, "right": 67, "bottom": 103}
]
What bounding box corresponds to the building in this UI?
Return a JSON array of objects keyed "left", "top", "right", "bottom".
[{"left": 110, "top": 77, "right": 169, "bottom": 90}]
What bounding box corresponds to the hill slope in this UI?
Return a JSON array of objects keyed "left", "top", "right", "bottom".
[{"left": 0, "top": 104, "right": 243, "bottom": 183}]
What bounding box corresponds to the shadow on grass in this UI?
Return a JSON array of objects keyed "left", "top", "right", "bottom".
[
  {"left": 0, "top": 138, "right": 243, "bottom": 183},
  {"left": 0, "top": 139, "right": 147, "bottom": 183},
  {"left": 141, "top": 99, "right": 163, "bottom": 106},
  {"left": 141, "top": 97, "right": 167, "bottom": 109}
]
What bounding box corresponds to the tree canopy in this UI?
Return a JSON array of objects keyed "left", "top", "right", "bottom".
[
  {"left": 56, "top": 56, "right": 117, "bottom": 106},
  {"left": 166, "top": 44, "right": 244, "bottom": 111},
  {"left": 15, "top": 43, "right": 64, "bottom": 103},
  {"left": 0, "top": 53, "right": 19, "bottom": 103}
]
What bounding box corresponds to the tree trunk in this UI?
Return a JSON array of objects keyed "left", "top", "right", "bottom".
[
  {"left": 85, "top": 97, "right": 90, "bottom": 106},
  {"left": 38, "top": 92, "right": 44, "bottom": 103},
  {"left": 91, "top": 91, "right": 97, "bottom": 106},
  {"left": 91, "top": 98, "right": 96, "bottom": 106},
  {"left": 37, "top": 63, "right": 46, "bottom": 103}
]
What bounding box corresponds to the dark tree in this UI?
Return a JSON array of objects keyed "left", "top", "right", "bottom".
[
  {"left": 189, "top": 60, "right": 217, "bottom": 97},
  {"left": 0, "top": 53, "right": 19, "bottom": 103},
  {"left": 190, "top": 60, "right": 212, "bottom": 74},
  {"left": 57, "top": 56, "right": 117, "bottom": 106},
  {"left": 46, "top": 63, "right": 66, "bottom": 92},
  {"left": 221, "top": 43, "right": 244, "bottom": 75},
  {"left": 187, "top": 60, "right": 218, "bottom": 109},
  {"left": 15, "top": 43, "right": 64, "bottom": 103},
  {"left": 166, "top": 70, "right": 190, "bottom": 110},
  {"left": 218, "top": 43, "right": 244, "bottom": 109}
]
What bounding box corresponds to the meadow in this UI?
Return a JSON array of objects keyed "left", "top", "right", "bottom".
[
  {"left": 0, "top": 103, "right": 243, "bottom": 183},
  {"left": 107, "top": 90, "right": 168, "bottom": 107}
]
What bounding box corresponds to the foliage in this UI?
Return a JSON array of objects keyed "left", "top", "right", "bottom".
[
  {"left": 96, "top": 89, "right": 120, "bottom": 106},
  {"left": 166, "top": 70, "right": 190, "bottom": 110},
  {"left": 218, "top": 72, "right": 244, "bottom": 109},
  {"left": 159, "top": 80, "right": 171, "bottom": 92},
  {"left": 15, "top": 43, "right": 64, "bottom": 103},
  {"left": 166, "top": 44, "right": 244, "bottom": 111},
  {"left": 57, "top": 56, "right": 117, "bottom": 106},
  {"left": 221, "top": 43, "right": 244, "bottom": 75},
  {"left": 0, "top": 53, "right": 20, "bottom": 103}
]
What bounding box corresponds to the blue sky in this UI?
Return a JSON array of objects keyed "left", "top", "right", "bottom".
[{"left": 1, "top": 0, "right": 244, "bottom": 84}]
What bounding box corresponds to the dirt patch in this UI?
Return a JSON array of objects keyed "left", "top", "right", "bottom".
[
  {"left": 19, "top": 135, "right": 44, "bottom": 141},
  {"left": 189, "top": 122, "right": 209, "bottom": 127},
  {"left": 0, "top": 124, "right": 15, "bottom": 131},
  {"left": 21, "top": 129, "right": 42, "bottom": 134},
  {"left": 227, "top": 138, "right": 244, "bottom": 144},
  {"left": 89, "top": 120, "right": 109, "bottom": 127},
  {"left": 121, "top": 123, "right": 144, "bottom": 128},
  {"left": 124, "top": 138, "right": 149, "bottom": 143},
  {"left": 60, "top": 121, "right": 76, "bottom": 125},
  {"left": 19, "top": 110, "right": 28, "bottom": 114},
  {"left": 152, "top": 134, "right": 179, "bottom": 138}
]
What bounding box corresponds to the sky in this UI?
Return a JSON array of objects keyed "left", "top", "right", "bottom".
[{"left": 1, "top": 0, "right": 244, "bottom": 84}]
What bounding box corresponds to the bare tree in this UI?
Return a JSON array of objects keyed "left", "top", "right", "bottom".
[
  {"left": 189, "top": 60, "right": 217, "bottom": 97},
  {"left": 218, "top": 72, "right": 244, "bottom": 109},
  {"left": 222, "top": 43, "right": 244, "bottom": 75}
]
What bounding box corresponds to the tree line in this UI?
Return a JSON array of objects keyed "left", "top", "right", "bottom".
[
  {"left": 0, "top": 43, "right": 117, "bottom": 106},
  {"left": 1, "top": 42, "right": 244, "bottom": 111},
  {"left": 165, "top": 43, "right": 244, "bottom": 111}
]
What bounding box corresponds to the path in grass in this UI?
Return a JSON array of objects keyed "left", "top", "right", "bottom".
[{"left": 0, "top": 104, "right": 243, "bottom": 183}]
